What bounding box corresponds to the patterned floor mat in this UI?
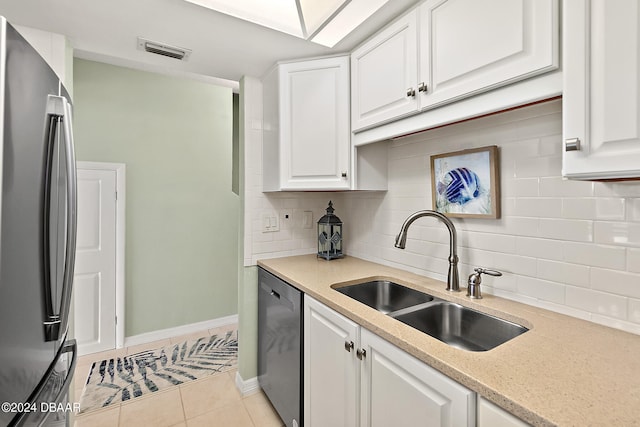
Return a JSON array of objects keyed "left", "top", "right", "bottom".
[{"left": 79, "top": 329, "right": 238, "bottom": 413}]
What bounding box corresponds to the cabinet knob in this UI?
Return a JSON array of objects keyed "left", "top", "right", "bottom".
[
  {"left": 356, "top": 348, "right": 366, "bottom": 360},
  {"left": 406, "top": 87, "right": 416, "bottom": 98},
  {"left": 418, "top": 82, "right": 427, "bottom": 93},
  {"left": 565, "top": 138, "right": 581, "bottom": 152},
  {"left": 341, "top": 172, "right": 348, "bottom": 178},
  {"left": 344, "top": 341, "right": 354, "bottom": 352}
]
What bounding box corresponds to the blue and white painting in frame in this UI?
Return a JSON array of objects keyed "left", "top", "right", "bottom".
[{"left": 430, "top": 146, "right": 500, "bottom": 219}]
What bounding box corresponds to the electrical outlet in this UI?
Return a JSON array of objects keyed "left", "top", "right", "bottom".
[
  {"left": 261, "top": 211, "right": 280, "bottom": 232},
  {"left": 281, "top": 209, "right": 292, "bottom": 229}
]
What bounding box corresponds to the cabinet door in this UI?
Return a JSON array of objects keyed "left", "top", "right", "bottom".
[
  {"left": 280, "top": 57, "right": 350, "bottom": 190},
  {"left": 477, "top": 397, "right": 530, "bottom": 427},
  {"left": 304, "top": 296, "right": 360, "bottom": 427},
  {"left": 360, "top": 329, "right": 475, "bottom": 427},
  {"left": 563, "top": 0, "right": 640, "bottom": 179},
  {"left": 419, "top": 0, "right": 558, "bottom": 109},
  {"left": 351, "top": 10, "right": 418, "bottom": 132}
]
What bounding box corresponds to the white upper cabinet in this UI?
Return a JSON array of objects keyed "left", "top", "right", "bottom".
[
  {"left": 563, "top": 0, "right": 640, "bottom": 180},
  {"left": 351, "top": 0, "right": 559, "bottom": 133},
  {"left": 263, "top": 56, "right": 351, "bottom": 191},
  {"left": 419, "top": 0, "right": 558, "bottom": 109},
  {"left": 351, "top": 10, "right": 419, "bottom": 131}
]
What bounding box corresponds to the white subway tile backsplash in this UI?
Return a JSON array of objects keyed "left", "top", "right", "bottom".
[
  {"left": 482, "top": 271, "right": 517, "bottom": 292},
  {"left": 594, "top": 221, "right": 640, "bottom": 247},
  {"left": 514, "top": 198, "right": 562, "bottom": 218},
  {"left": 538, "top": 135, "right": 562, "bottom": 157},
  {"left": 628, "top": 249, "right": 640, "bottom": 273},
  {"left": 537, "top": 259, "right": 590, "bottom": 288},
  {"left": 515, "top": 237, "right": 564, "bottom": 261},
  {"left": 514, "top": 155, "right": 562, "bottom": 178},
  {"left": 464, "top": 231, "right": 516, "bottom": 253},
  {"left": 591, "top": 268, "right": 640, "bottom": 299},
  {"left": 565, "top": 287, "right": 628, "bottom": 320},
  {"left": 246, "top": 98, "right": 640, "bottom": 335},
  {"left": 628, "top": 199, "right": 640, "bottom": 222},
  {"left": 561, "top": 198, "right": 596, "bottom": 220},
  {"left": 595, "top": 182, "right": 640, "bottom": 198},
  {"left": 590, "top": 314, "right": 640, "bottom": 335},
  {"left": 595, "top": 198, "right": 626, "bottom": 220},
  {"left": 516, "top": 276, "right": 565, "bottom": 304},
  {"left": 501, "top": 197, "right": 517, "bottom": 216},
  {"left": 459, "top": 248, "right": 495, "bottom": 269},
  {"left": 516, "top": 178, "right": 540, "bottom": 197},
  {"left": 493, "top": 253, "right": 537, "bottom": 276},
  {"left": 539, "top": 177, "right": 594, "bottom": 197},
  {"left": 533, "top": 300, "right": 593, "bottom": 322},
  {"left": 629, "top": 299, "right": 640, "bottom": 324},
  {"left": 499, "top": 138, "right": 540, "bottom": 161},
  {"left": 539, "top": 218, "right": 593, "bottom": 242},
  {"left": 562, "top": 241, "right": 626, "bottom": 270}
]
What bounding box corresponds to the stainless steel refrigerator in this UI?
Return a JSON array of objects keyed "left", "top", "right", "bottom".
[{"left": 0, "top": 17, "right": 78, "bottom": 427}]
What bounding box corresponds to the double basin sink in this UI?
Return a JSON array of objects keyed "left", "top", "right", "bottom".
[{"left": 334, "top": 280, "right": 528, "bottom": 352}]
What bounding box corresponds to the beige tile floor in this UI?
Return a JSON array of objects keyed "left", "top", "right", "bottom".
[{"left": 72, "top": 327, "right": 284, "bottom": 427}]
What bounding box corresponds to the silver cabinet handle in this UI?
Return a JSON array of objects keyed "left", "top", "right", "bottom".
[
  {"left": 406, "top": 87, "right": 416, "bottom": 97},
  {"left": 356, "top": 348, "right": 366, "bottom": 360},
  {"left": 418, "top": 82, "right": 427, "bottom": 93},
  {"left": 344, "top": 341, "right": 354, "bottom": 352},
  {"left": 565, "top": 138, "right": 581, "bottom": 152}
]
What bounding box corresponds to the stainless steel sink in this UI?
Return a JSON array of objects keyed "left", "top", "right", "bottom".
[
  {"left": 391, "top": 302, "right": 528, "bottom": 351},
  {"left": 334, "top": 280, "right": 434, "bottom": 314},
  {"left": 333, "top": 280, "right": 528, "bottom": 351}
]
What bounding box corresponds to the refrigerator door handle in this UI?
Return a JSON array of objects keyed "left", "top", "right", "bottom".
[
  {"left": 58, "top": 97, "right": 77, "bottom": 343},
  {"left": 58, "top": 339, "right": 78, "bottom": 402},
  {"left": 42, "top": 95, "right": 77, "bottom": 342}
]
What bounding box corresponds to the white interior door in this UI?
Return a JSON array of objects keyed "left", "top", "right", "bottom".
[{"left": 74, "top": 167, "right": 118, "bottom": 355}]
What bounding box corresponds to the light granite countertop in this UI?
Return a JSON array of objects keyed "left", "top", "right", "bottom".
[{"left": 257, "top": 255, "right": 640, "bottom": 427}]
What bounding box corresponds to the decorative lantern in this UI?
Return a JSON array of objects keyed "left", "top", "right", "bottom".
[{"left": 317, "top": 201, "right": 343, "bottom": 260}]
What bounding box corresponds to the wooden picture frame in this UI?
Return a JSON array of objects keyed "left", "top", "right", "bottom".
[{"left": 430, "top": 146, "right": 500, "bottom": 219}]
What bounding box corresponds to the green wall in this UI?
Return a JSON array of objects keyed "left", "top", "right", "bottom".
[{"left": 73, "top": 59, "right": 239, "bottom": 336}]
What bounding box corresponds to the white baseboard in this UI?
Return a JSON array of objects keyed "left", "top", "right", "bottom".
[
  {"left": 123, "top": 314, "right": 238, "bottom": 347},
  {"left": 235, "top": 372, "right": 261, "bottom": 397}
]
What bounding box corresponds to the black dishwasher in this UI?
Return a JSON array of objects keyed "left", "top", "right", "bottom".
[{"left": 258, "top": 267, "right": 303, "bottom": 427}]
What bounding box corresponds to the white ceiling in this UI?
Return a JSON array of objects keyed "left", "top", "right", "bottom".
[{"left": 0, "top": 0, "right": 418, "bottom": 84}]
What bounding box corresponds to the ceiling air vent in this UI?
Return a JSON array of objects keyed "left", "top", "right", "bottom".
[{"left": 137, "top": 37, "right": 192, "bottom": 61}]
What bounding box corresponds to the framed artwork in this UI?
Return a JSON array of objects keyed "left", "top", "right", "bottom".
[{"left": 430, "top": 145, "right": 500, "bottom": 219}]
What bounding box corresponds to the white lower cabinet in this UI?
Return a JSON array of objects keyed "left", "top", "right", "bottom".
[
  {"left": 304, "top": 296, "right": 475, "bottom": 427},
  {"left": 304, "top": 295, "right": 359, "bottom": 427},
  {"left": 477, "top": 397, "right": 530, "bottom": 427},
  {"left": 361, "top": 329, "right": 475, "bottom": 427}
]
